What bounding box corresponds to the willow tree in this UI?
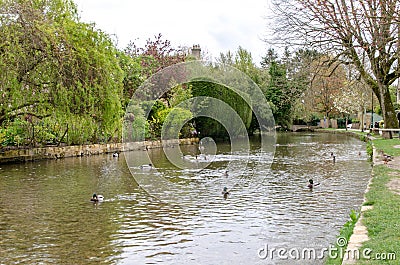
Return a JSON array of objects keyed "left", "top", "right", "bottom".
[
  {"left": 0, "top": 0, "right": 123, "bottom": 144},
  {"left": 217, "top": 47, "right": 270, "bottom": 133},
  {"left": 270, "top": 0, "right": 400, "bottom": 128}
]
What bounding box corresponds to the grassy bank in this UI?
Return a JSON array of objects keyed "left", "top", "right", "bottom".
[
  {"left": 325, "top": 211, "right": 360, "bottom": 265},
  {"left": 325, "top": 130, "right": 400, "bottom": 264},
  {"left": 356, "top": 139, "right": 400, "bottom": 264},
  {"left": 373, "top": 138, "right": 400, "bottom": 156}
]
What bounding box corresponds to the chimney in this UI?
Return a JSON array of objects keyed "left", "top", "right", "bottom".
[{"left": 191, "top": 44, "right": 201, "bottom": 60}]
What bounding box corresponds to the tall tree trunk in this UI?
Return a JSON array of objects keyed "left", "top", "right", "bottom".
[
  {"left": 397, "top": 80, "right": 400, "bottom": 104},
  {"left": 378, "top": 83, "right": 398, "bottom": 129},
  {"left": 360, "top": 108, "right": 364, "bottom": 132}
]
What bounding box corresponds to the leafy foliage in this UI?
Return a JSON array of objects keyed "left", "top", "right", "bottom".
[
  {"left": 0, "top": 0, "right": 123, "bottom": 146},
  {"left": 217, "top": 47, "right": 269, "bottom": 134},
  {"left": 124, "top": 104, "right": 148, "bottom": 142},
  {"left": 160, "top": 107, "right": 193, "bottom": 139},
  {"left": 261, "top": 48, "right": 309, "bottom": 129},
  {"left": 190, "top": 80, "right": 252, "bottom": 139}
]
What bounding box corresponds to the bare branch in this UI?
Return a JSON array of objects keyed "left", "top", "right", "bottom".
[{"left": 268, "top": 0, "right": 400, "bottom": 128}]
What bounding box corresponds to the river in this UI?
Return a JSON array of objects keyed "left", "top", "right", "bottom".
[{"left": 0, "top": 133, "right": 371, "bottom": 265}]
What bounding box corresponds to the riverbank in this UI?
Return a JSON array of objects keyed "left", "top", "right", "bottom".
[
  {"left": 354, "top": 137, "right": 400, "bottom": 264},
  {"left": 324, "top": 129, "right": 400, "bottom": 264},
  {"left": 0, "top": 138, "right": 199, "bottom": 164}
]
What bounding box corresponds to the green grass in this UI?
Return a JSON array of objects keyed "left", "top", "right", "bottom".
[
  {"left": 356, "top": 165, "right": 400, "bottom": 264},
  {"left": 373, "top": 138, "right": 400, "bottom": 157}
]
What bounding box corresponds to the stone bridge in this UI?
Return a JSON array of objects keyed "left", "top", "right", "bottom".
[{"left": 291, "top": 125, "right": 316, "bottom": 132}]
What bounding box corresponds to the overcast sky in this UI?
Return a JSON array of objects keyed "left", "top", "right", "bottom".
[{"left": 73, "top": 0, "right": 272, "bottom": 65}]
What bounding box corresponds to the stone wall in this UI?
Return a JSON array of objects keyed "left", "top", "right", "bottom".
[
  {"left": 319, "top": 118, "right": 338, "bottom": 128},
  {"left": 0, "top": 138, "right": 199, "bottom": 163}
]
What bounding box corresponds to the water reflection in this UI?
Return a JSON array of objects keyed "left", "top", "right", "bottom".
[{"left": 0, "top": 133, "right": 371, "bottom": 264}]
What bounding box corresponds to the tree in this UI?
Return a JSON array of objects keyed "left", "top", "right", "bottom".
[
  {"left": 0, "top": 0, "right": 124, "bottom": 145},
  {"left": 270, "top": 0, "right": 400, "bottom": 128},
  {"left": 118, "top": 52, "right": 144, "bottom": 109},
  {"left": 124, "top": 34, "right": 188, "bottom": 104},
  {"left": 217, "top": 46, "right": 269, "bottom": 92},
  {"left": 288, "top": 49, "right": 320, "bottom": 123},
  {"left": 266, "top": 61, "right": 293, "bottom": 128},
  {"left": 190, "top": 79, "right": 252, "bottom": 138},
  {"left": 261, "top": 48, "right": 310, "bottom": 128},
  {"left": 307, "top": 56, "right": 347, "bottom": 118},
  {"left": 125, "top": 33, "right": 187, "bottom": 79},
  {"left": 334, "top": 77, "right": 371, "bottom": 131},
  {"left": 216, "top": 47, "right": 269, "bottom": 134}
]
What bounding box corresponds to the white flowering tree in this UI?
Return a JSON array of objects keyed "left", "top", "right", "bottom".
[{"left": 334, "top": 78, "right": 370, "bottom": 131}]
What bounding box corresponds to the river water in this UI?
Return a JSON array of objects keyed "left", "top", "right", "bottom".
[{"left": 0, "top": 133, "right": 371, "bottom": 265}]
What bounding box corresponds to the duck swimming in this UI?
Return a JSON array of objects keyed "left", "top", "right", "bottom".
[
  {"left": 222, "top": 187, "right": 230, "bottom": 199},
  {"left": 90, "top": 193, "right": 104, "bottom": 202},
  {"left": 182, "top": 155, "right": 193, "bottom": 161},
  {"left": 307, "top": 179, "right": 320, "bottom": 189},
  {"left": 140, "top": 164, "right": 153, "bottom": 170}
]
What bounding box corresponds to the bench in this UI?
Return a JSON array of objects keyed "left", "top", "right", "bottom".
[{"left": 379, "top": 128, "right": 400, "bottom": 139}]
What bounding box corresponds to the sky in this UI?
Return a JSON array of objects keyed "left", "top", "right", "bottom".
[{"left": 73, "top": 0, "right": 273, "bottom": 65}]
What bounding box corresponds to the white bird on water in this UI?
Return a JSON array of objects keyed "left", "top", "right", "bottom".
[
  {"left": 140, "top": 164, "right": 154, "bottom": 170},
  {"left": 91, "top": 193, "right": 104, "bottom": 202}
]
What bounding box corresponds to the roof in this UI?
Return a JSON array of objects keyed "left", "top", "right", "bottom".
[{"left": 366, "top": 112, "right": 383, "bottom": 122}]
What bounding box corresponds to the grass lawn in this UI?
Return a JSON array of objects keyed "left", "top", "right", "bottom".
[
  {"left": 373, "top": 138, "right": 400, "bottom": 157},
  {"left": 355, "top": 140, "right": 400, "bottom": 264}
]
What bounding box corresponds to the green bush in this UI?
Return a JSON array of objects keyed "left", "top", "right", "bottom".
[
  {"left": 190, "top": 80, "right": 252, "bottom": 138},
  {"left": 124, "top": 104, "right": 149, "bottom": 142},
  {"left": 161, "top": 107, "right": 193, "bottom": 139},
  {"left": 0, "top": 119, "right": 30, "bottom": 146}
]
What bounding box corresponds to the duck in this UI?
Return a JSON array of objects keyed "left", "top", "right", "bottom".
[
  {"left": 140, "top": 163, "right": 154, "bottom": 170},
  {"left": 222, "top": 187, "right": 230, "bottom": 196},
  {"left": 307, "top": 179, "right": 320, "bottom": 189},
  {"left": 182, "top": 155, "right": 192, "bottom": 161},
  {"left": 90, "top": 193, "right": 104, "bottom": 202},
  {"left": 382, "top": 154, "right": 392, "bottom": 164},
  {"left": 379, "top": 150, "right": 392, "bottom": 164}
]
